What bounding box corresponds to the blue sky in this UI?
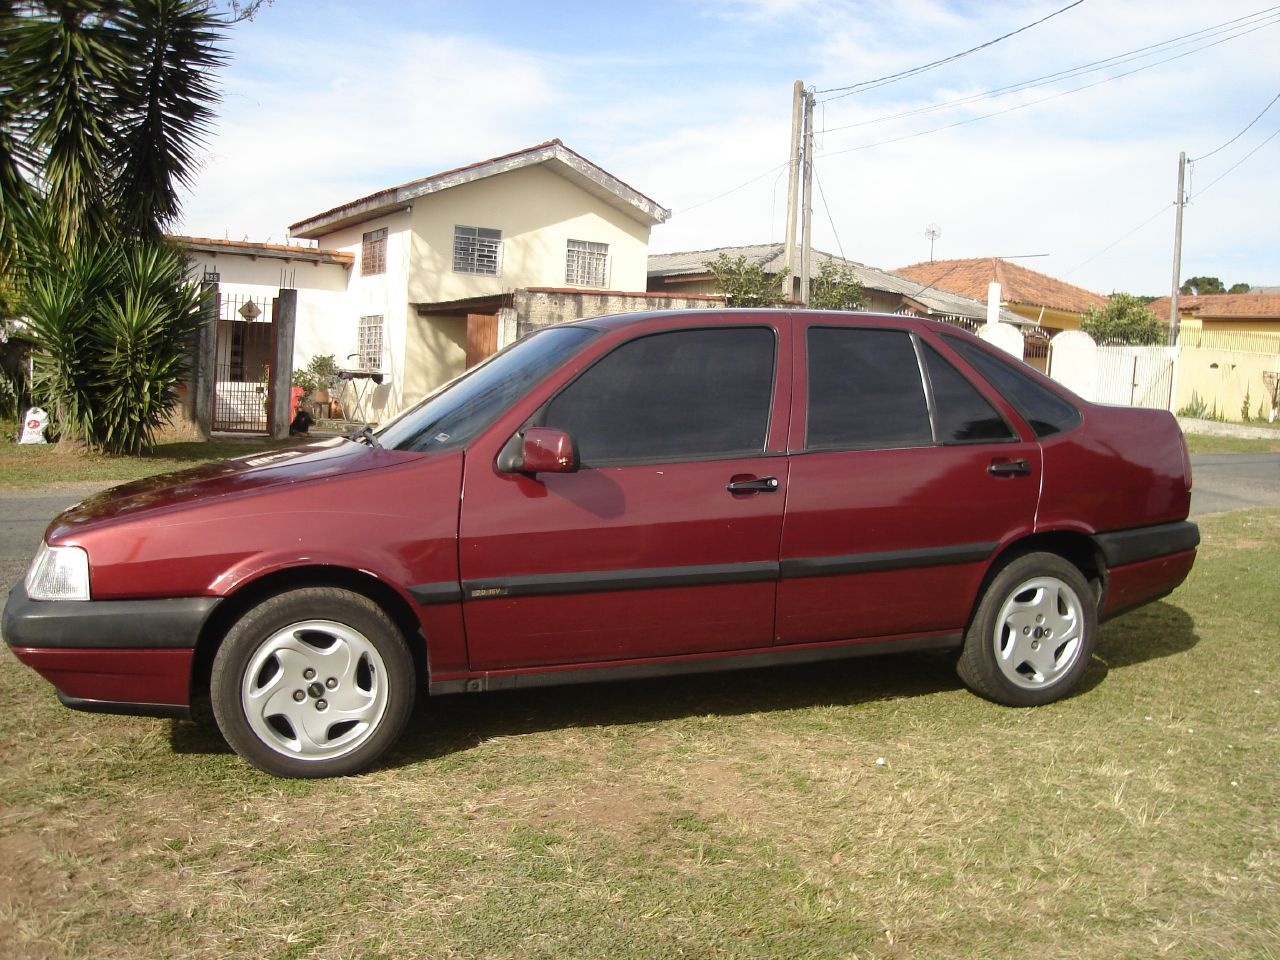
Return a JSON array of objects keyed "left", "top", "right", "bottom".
[{"left": 179, "top": 0, "right": 1280, "bottom": 296}]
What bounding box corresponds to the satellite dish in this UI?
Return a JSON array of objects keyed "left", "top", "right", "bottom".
[{"left": 924, "top": 223, "right": 941, "bottom": 261}]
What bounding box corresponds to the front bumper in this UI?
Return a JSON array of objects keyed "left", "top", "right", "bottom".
[{"left": 3, "top": 581, "right": 221, "bottom": 716}]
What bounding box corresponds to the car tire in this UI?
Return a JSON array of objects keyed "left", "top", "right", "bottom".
[
  {"left": 211, "top": 587, "right": 415, "bottom": 777},
  {"left": 957, "top": 552, "right": 1097, "bottom": 707}
]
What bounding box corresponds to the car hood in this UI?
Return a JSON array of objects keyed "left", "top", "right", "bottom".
[{"left": 51, "top": 438, "right": 417, "bottom": 534}]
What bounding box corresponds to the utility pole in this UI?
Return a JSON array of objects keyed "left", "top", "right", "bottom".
[
  {"left": 1168, "top": 150, "right": 1186, "bottom": 346},
  {"left": 783, "top": 81, "right": 804, "bottom": 303},
  {"left": 800, "top": 87, "right": 815, "bottom": 305}
]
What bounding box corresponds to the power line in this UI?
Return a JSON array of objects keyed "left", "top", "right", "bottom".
[
  {"left": 821, "top": 8, "right": 1280, "bottom": 137},
  {"left": 1192, "top": 126, "right": 1280, "bottom": 197},
  {"left": 675, "top": 159, "right": 790, "bottom": 214},
  {"left": 1063, "top": 203, "right": 1173, "bottom": 278},
  {"left": 817, "top": 1, "right": 1085, "bottom": 101},
  {"left": 813, "top": 167, "right": 845, "bottom": 261},
  {"left": 1191, "top": 90, "right": 1280, "bottom": 162},
  {"left": 816, "top": 22, "right": 1276, "bottom": 162}
]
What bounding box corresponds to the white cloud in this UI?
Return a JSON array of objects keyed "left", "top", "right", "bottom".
[{"left": 176, "top": 0, "right": 1280, "bottom": 294}]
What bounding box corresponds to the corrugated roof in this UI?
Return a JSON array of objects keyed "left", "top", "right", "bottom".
[
  {"left": 289, "top": 140, "right": 670, "bottom": 239},
  {"left": 647, "top": 243, "right": 1027, "bottom": 325},
  {"left": 893, "top": 257, "right": 1107, "bottom": 315}
]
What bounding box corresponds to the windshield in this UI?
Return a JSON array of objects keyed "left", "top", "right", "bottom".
[{"left": 376, "top": 325, "right": 598, "bottom": 452}]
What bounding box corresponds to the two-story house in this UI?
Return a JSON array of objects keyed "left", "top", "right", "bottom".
[{"left": 287, "top": 140, "right": 678, "bottom": 421}]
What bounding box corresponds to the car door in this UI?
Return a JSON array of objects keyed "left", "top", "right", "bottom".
[
  {"left": 459, "top": 321, "right": 791, "bottom": 671},
  {"left": 776, "top": 320, "right": 1041, "bottom": 645}
]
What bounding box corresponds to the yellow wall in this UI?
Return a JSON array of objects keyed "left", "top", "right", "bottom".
[{"left": 407, "top": 165, "right": 651, "bottom": 303}]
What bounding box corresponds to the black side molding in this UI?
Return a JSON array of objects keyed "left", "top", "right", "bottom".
[
  {"left": 431, "top": 631, "right": 963, "bottom": 695},
  {"left": 58, "top": 691, "right": 191, "bottom": 720},
  {"left": 1094, "top": 521, "right": 1200, "bottom": 568}
]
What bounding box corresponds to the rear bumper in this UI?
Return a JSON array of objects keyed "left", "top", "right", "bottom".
[
  {"left": 3, "top": 582, "right": 218, "bottom": 715},
  {"left": 1096, "top": 521, "right": 1200, "bottom": 620}
]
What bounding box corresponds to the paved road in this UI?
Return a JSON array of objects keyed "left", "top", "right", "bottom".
[
  {"left": 1, "top": 455, "right": 1277, "bottom": 593},
  {"left": 1187, "top": 454, "right": 1280, "bottom": 517},
  {"left": 0, "top": 484, "right": 105, "bottom": 592}
]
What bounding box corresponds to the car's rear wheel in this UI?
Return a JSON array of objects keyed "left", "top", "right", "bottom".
[
  {"left": 211, "top": 587, "right": 414, "bottom": 777},
  {"left": 957, "top": 552, "right": 1097, "bottom": 707}
]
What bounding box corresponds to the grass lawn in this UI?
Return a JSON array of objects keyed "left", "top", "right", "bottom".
[
  {"left": 0, "top": 420, "right": 308, "bottom": 489},
  {"left": 1183, "top": 433, "right": 1280, "bottom": 454},
  {"left": 1, "top": 509, "right": 1276, "bottom": 959}
]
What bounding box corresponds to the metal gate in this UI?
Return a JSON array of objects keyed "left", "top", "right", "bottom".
[
  {"left": 1095, "top": 345, "right": 1177, "bottom": 410},
  {"left": 212, "top": 294, "right": 276, "bottom": 433}
]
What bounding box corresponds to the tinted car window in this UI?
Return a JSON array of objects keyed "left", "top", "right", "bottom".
[
  {"left": 378, "top": 326, "right": 597, "bottom": 452},
  {"left": 921, "top": 343, "right": 1016, "bottom": 443},
  {"left": 806, "top": 327, "right": 932, "bottom": 450},
  {"left": 944, "top": 335, "right": 1081, "bottom": 438},
  {"left": 541, "top": 327, "right": 775, "bottom": 464}
]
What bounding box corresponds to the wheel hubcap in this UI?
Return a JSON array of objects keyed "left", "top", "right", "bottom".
[
  {"left": 993, "top": 576, "right": 1084, "bottom": 690},
  {"left": 241, "top": 619, "right": 390, "bottom": 761}
]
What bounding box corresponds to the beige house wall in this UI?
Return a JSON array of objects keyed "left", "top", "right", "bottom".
[
  {"left": 313, "top": 209, "right": 415, "bottom": 422},
  {"left": 1175, "top": 343, "right": 1280, "bottom": 421},
  {"left": 407, "top": 165, "right": 651, "bottom": 304}
]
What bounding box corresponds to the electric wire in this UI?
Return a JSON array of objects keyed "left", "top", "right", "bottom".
[
  {"left": 1063, "top": 203, "right": 1173, "bottom": 279},
  {"left": 817, "top": 1, "right": 1085, "bottom": 101},
  {"left": 816, "top": 25, "right": 1273, "bottom": 162},
  {"left": 675, "top": 158, "right": 790, "bottom": 214},
  {"left": 1192, "top": 127, "right": 1280, "bottom": 198},
  {"left": 671, "top": 7, "right": 1278, "bottom": 220},
  {"left": 820, "top": 8, "right": 1280, "bottom": 137},
  {"left": 1190, "top": 91, "right": 1280, "bottom": 162},
  {"left": 813, "top": 166, "right": 846, "bottom": 261}
]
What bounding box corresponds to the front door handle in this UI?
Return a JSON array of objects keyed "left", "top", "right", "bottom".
[
  {"left": 988, "top": 458, "right": 1031, "bottom": 477},
  {"left": 727, "top": 476, "right": 780, "bottom": 493}
]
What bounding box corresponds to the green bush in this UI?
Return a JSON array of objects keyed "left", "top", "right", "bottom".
[{"left": 24, "top": 241, "right": 204, "bottom": 455}]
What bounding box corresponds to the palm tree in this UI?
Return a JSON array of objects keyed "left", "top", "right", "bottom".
[{"left": 1, "top": 0, "right": 226, "bottom": 453}]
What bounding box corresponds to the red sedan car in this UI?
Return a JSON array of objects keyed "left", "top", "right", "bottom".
[{"left": 4, "top": 310, "right": 1199, "bottom": 777}]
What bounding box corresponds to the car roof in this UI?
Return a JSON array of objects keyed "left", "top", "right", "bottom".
[{"left": 575, "top": 308, "right": 935, "bottom": 333}]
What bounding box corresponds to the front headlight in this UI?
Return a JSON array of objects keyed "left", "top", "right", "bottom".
[{"left": 25, "top": 543, "right": 91, "bottom": 601}]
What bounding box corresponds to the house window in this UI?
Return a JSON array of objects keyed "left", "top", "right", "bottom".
[
  {"left": 566, "top": 239, "right": 609, "bottom": 288},
  {"left": 358, "top": 315, "right": 384, "bottom": 371},
  {"left": 453, "top": 226, "right": 501, "bottom": 275},
  {"left": 361, "top": 228, "right": 387, "bottom": 276}
]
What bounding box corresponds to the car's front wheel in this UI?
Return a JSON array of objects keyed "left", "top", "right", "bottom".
[
  {"left": 957, "top": 552, "right": 1097, "bottom": 707},
  {"left": 211, "top": 587, "right": 414, "bottom": 777}
]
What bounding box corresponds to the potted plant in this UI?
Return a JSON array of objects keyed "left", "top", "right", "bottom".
[{"left": 291, "top": 354, "right": 341, "bottom": 414}]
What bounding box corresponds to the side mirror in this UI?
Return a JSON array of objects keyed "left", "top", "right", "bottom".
[{"left": 497, "top": 427, "right": 579, "bottom": 475}]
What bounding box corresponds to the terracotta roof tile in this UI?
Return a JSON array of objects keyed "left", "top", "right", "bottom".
[
  {"left": 892, "top": 258, "right": 1107, "bottom": 314},
  {"left": 1149, "top": 292, "right": 1280, "bottom": 320}
]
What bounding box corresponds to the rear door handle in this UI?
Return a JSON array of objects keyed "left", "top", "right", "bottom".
[
  {"left": 727, "top": 476, "right": 780, "bottom": 493},
  {"left": 988, "top": 459, "right": 1031, "bottom": 477}
]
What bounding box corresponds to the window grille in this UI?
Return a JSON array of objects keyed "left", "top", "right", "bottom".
[
  {"left": 566, "top": 239, "right": 609, "bottom": 287},
  {"left": 453, "top": 226, "right": 501, "bottom": 275},
  {"left": 361, "top": 228, "right": 387, "bottom": 276},
  {"left": 358, "top": 315, "right": 384, "bottom": 371}
]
